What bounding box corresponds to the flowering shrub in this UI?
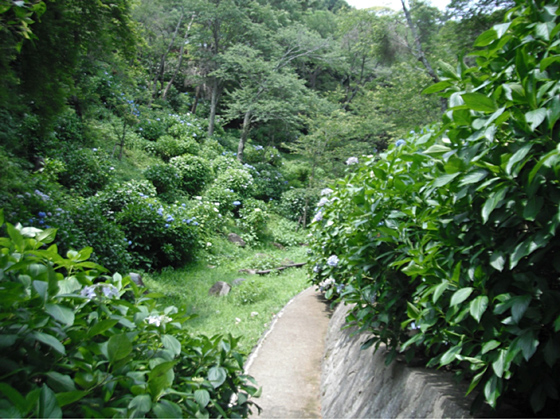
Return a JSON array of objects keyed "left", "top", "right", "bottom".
[
  {"left": 268, "top": 215, "right": 307, "bottom": 247},
  {"left": 46, "top": 200, "right": 133, "bottom": 273},
  {"left": 277, "top": 188, "right": 320, "bottom": 224},
  {"left": 250, "top": 163, "right": 288, "bottom": 201},
  {"left": 236, "top": 199, "right": 269, "bottom": 246},
  {"left": 144, "top": 164, "right": 182, "bottom": 200},
  {"left": 152, "top": 135, "right": 200, "bottom": 161},
  {"left": 94, "top": 179, "right": 157, "bottom": 215},
  {"left": 116, "top": 202, "right": 200, "bottom": 270},
  {"left": 310, "top": 1, "right": 560, "bottom": 413},
  {"left": 211, "top": 155, "right": 242, "bottom": 174},
  {"left": 56, "top": 147, "right": 113, "bottom": 196},
  {"left": 204, "top": 184, "right": 240, "bottom": 214},
  {"left": 169, "top": 154, "right": 212, "bottom": 196},
  {"left": 0, "top": 213, "right": 259, "bottom": 418},
  {"left": 213, "top": 167, "right": 255, "bottom": 198}
]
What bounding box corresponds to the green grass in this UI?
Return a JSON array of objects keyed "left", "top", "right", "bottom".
[{"left": 143, "top": 243, "right": 310, "bottom": 354}]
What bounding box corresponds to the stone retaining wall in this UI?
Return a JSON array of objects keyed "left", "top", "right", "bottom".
[{"left": 321, "top": 303, "right": 474, "bottom": 418}]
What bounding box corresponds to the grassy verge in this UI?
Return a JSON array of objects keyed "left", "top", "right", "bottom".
[{"left": 144, "top": 243, "right": 310, "bottom": 354}]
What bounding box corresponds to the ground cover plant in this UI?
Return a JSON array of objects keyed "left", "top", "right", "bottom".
[
  {"left": 0, "top": 212, "right": 260, "bottom": 418},
  {"left": 309, "top": 0, "right": 560, "bottom": 414},
  {"left": 144, "top": 244, "right": 309, "bottom": 354}
]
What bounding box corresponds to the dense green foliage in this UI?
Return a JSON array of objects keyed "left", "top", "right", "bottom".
[
  {"left": 310, "top": 0, "right": 560, "bottom": 413},
  {"left": 0, "top": 212, "right": 259, "bottom": 418},
  {"left": 0, "top": 0, "right": 530, "bottom": 416}
]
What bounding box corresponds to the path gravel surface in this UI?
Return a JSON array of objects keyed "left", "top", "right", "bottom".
[{"left": 245, "top": 287, "right": 332, "bottom": 418}]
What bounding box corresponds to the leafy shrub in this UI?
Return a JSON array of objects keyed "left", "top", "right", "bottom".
[
  {"left": 116, "top": 202, "right": 200, "bottom": 270},
  {"left": 204, "top": 184, "right": 240, "bottom": 214},
  {"left": 211, "top": 154, "right": 241, "bottom": 174},
  {"left": 169, "top": 154, "right": 212, "bottom": 196},
  {"left": 251, "top": 163, "right": 288, "bottom": 201},
  {"left": 277, "top": 188, "right": 319, "bottom": 224},
  {"left": 45, "top": 200, "right": 133, "bottom": 273},
  {"left": 166, "top": 113, "right": 204, "bottom": 141},
  {"left": 310, "top": 1, "right": 560, "bottom": 414},
  {"left": 232, "top": 279, "right": 269, "bottom": 305},
  {"left": 56, "top": 147, "right": 113, "bottom": 196},
  {"left": 0, "top": 214, "right": 259, "bottom": 418},
  {"left": 200, "top": 138, "right": 225, "bottom": 160},
  {"left": 144, "top": 164, "right": 182, "bottom": 199},
  {"left": 213, "top": 168, "right": 254, "bottom": 198},
  {"left": 153, "top": 135, "right": 200, "bottom": 161},
  {"left": 268, "top": 215, "right": 306, "bottom": 247},
  {"left": 236, "top": 198, "right": 269, "bottom": 245},
  {"left": 94, "top": 179, "right": 157, "bottom": 215}
]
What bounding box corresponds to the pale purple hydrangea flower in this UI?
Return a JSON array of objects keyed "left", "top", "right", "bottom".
[
  {"left": 80, "top": 285, "right": 97, "bottom": 300},
  {"left": 102, "top": 284, "right": 119, "bottom": 299},
  {"left": 346, "top": 157, "right": 359, "bottom": 165},
  {"left": 317, "top": 197, "right": 329, "bottom": 207},
  {"left": 326, "top": 255, "right": 339, "bottom": 267},
  {"left": 321, "top": 188, "right": 333, "bottom": 196},
  {"left": 312, "top": 211, "right": 323, "bottom": 223}
]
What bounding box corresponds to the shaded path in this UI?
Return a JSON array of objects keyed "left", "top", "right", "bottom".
[{"left": 246, "top": 287, "right": 332, "bottom": 418}]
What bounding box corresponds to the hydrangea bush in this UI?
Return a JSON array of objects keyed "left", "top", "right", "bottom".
[
  {"left": 310, "top": 0, "right": 560, "bottom": 413},
  {"left": 169, "top": 155, "right": 212, "bottom": 196},
  {"left": 0, "top": 212, "right": 260, "bottom": 418}
]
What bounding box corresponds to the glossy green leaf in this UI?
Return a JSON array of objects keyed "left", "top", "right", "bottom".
[
  {"left": 462, "top": 92, "right": 497, "bottom": 112},
  {"left": 38, "top": 385, "right": 62, "bottom": 419},
  {"left": 515, "top": 330, "right": 539, "bottom": 361},
  {"left": 45, "top": 304, "right": 75, "bottom": 326},
  {"left": 489, "top": 252, "right": 505, "bottom": 271},
  {"left": 482, "top": 340, "right": 501, "bottom": 354},
  {"left": 46, "top": 372, "right": 76, "bottom": 392},
  {"left": 492, "top": 349, "right": 507, "bottom": 378},
  {"left": 128, "top": 394, "right": 152, "bottom": 415},
  {"left": 107, "top": 333, "right": 132, "bottom": 363},
  {"left": 484, "top": 375, "right": 500, "bottom": 408},
  {"left": 470, "top": 295, "right": 489, "bottom": 323},
  {"left": 88, "top": 319, "right": 119, "bottom": 337},
  {"left": 0, "top": 383, "right": 27, "bottom": 413},
  {"left": 474, "top": 28, "right": 497, "bottom": 47},
  {"left": 422, "top": 80, "right": 453, "bottom": 94},
  {"left": 55, "top": 391, "right": 87, "bottom": 408},
  {"left": 432, "top": 281, "right": 448, "bottom": 304},
  {"left": 525, "top": 108, "right": 547, "bottom": 132},
  {"left": 194, "top": 389, "right": 210, "bottom": 408},
  {"left": 482, "top": 186, "right": 507, "bottom": 224},
  {"left": 523, "top": 196, "right": 543, "bottom": 221},
  {"left": 450, "top": 287, "right": 473, "bottom": 307},
  {"left": 505, "top": 144, "right": 532, "bottom": 176},
  {"left": 511, "top": 295, "right": 531, "bottom": 324},
  {"left": 161, "top": 334, "right": 181, "bottom": 357},
  {"left": 32, "top": 332, "right": 65, "bottom": 355},
  {"left": 440, "top": 345, "right": 462, "bottom": 366},
  {"left": 208, "top": 366, "right": 227, "bottom": 389},
  {"left": 153, "top": 400, "right": 182, "bottom": 418}
]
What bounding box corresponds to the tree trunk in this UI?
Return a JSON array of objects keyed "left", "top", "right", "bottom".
[
  {"left": 208, "top": 78, "right": 220, "bottom": 137},
  {"left": 400, "top": 0, "right": 446, "bottom": 112},
  {"left": 237, "top": 110, "right": 251, "bottom": 163},
  {"left": 162, "top": 14, "right": 195, "bottom": 100}
]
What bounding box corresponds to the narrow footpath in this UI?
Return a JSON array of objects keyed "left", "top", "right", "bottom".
[{"left": 245, "top": 287, "right": 332, "bottom": 418}]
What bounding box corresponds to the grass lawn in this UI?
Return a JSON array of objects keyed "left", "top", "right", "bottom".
[{"left": 144, "top": 244, "right": 310, "bottom": 354}]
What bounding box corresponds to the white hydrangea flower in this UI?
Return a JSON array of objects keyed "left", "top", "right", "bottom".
[
  {"left": 321, "top": 188, "right": 333, "bottom": 196},
  {"left": 346, "top": 157, "right": 359, "bottom": 165}
]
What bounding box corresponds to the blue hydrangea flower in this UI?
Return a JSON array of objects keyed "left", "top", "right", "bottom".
[
  {"left": 193, "top": 221, "right": 199, "bottom": 226},
  {"left": 165, "top": 223, "right": 170, "bottom": 228},
  {"left": 395, "top": 139, "right": 406, "bottom": 147},
  {"left": 233, "top": 201, "right": 241, "bottom": 206},
  {"left": 166, "top": 215, "right": 174, "bottom": 222},
  {"left": 38, "top": 211, "right": 46, "bottom": 218}
]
